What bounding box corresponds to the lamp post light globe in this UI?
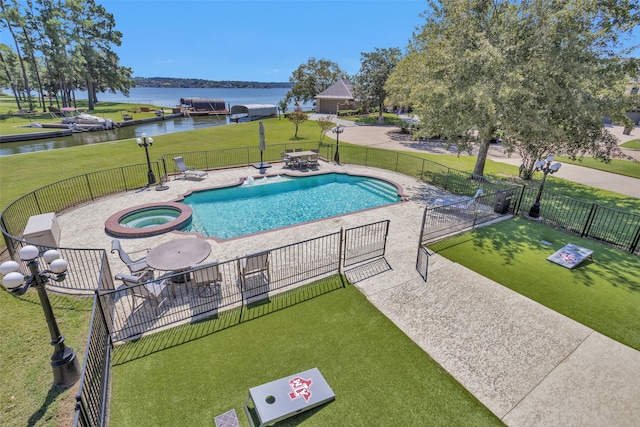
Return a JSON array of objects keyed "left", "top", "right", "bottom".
[
  {"left": 0, "top": 245, "right": 81, "bottom": 387},
  {"left": 528, "top": 155, "right": 562, "bottom": 219},
  {"left": 332, "top": 124, "right": 344, "bottom": 164},
  {"left": 137, "top": 133, "right": 156, "bottom": 187}
]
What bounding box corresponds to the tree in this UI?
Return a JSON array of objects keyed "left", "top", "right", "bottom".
[
  {"left": 288, "top": 57, "right": 348, "bottom": 104},
  {"left": 288, "top": 110, "right": 308, "bottom": 139},
  {"left": 316, "top": 115, "right": 335, "bottom": 142},
  {"left": 386, "top": 0, "right": 640, "bottom": 178},
  {"left": 278, "top": 97, "right": 289, "bottom": 119},
  {"left": 353, "top": 47, "right": 402, "bottom": 124}
]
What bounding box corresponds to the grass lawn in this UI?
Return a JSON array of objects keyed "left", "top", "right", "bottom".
[
  {"left": 0, "top": 289, "right": 93, "bottom": 427},
  {"left": 110, "top": 278, "right": 501, "bottom": 427},
  {"left": 556, "top": 156, "right": 640, "bottom": 179},
  {"left": 428, "top": 217, "right": 640, "bottom": 351},
  {"left": 621, "top": 138, "right": 640, "bottom": 149}
]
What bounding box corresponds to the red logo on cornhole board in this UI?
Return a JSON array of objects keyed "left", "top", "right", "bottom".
[{"left": 288, "top": 376, "right": 313, "bottom": 401}]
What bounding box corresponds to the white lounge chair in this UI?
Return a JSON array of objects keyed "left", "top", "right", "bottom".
[{"left": 173, "top": 156, "right": 208, "bottom": 180}]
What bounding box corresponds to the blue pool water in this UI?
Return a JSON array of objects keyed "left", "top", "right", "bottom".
[{"left": 182, "top": 173, "right": 401, "bottom": 239}]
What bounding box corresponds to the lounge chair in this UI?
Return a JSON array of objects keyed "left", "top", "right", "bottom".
[
  {"left": 191, "top": 261, "right": 223, "bottom": 297},
  {"left": 173, "top": 156, "right": 208, "bottom": 180},
  {"left": 434, "top": 188, "right": 483, "bottom": 208},
  {"left": 111, "top": 239, "right": 150, "bottom": 274}
]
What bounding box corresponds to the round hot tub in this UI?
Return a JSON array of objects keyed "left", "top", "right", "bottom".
[{"left": 105, "top": 202, "right": 192, "bottom": 238}]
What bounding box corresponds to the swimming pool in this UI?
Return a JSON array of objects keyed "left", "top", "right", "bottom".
[{"left": 181, "top": 173, "right": 403, "bottom": 239}]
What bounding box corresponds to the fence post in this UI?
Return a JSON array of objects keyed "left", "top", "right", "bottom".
[
  {"left": 338, "top": 227, "right": 344, "bottom": 274},
  {"left": 85, "top": 175, "right": 94, "bottom": 201},
  {"left": 33, "top": 191, "right": 42, "bottom": 215},
  {"left": 420, "top": 159, "right": 425, "bottom": 182},
  {"left": 629, "top": 222, "right": 640, "bottom": 254},
  {"left": 395, "top": 152, "right": 399, "bottom": 172},
  {"left": 444, "top": 169, "right": 451, "bottom": 191},
  {"left": 513, "top": 184, "right": 527, "bottom": 216},
  {"left": 581, "top": 203, "right": 598, "bottom": 238}
]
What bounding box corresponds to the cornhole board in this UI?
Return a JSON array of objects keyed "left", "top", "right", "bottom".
[
  {"left": 547, "top": 243, "right": 593, "bottom": 269},
  {"left": 244, "top": 367, "right": 335, "bottom": 427}
]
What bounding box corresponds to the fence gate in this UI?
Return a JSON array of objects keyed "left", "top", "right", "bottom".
[
  {"left": 342, "top": 220, "right": 390, "bottom": 267},
  {"left": 416, "top": 245, "right": 430, "bottom": 282}
]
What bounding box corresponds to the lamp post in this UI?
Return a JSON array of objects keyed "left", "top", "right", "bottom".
[
  {"left": 136, "top": 133, "right": 155, "bottom": 187},
  {"left": 0, "top": 246, "right": 81, "bottom": 387},
  {"left": 529, "top": 155, "right": 562, "bottom": 218},
  {"left": 332, "top": 124, "right": 344, "bottom": 164}
]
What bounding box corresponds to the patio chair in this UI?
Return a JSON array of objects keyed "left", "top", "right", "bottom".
[
  {"left": 280, "top": 151, "right": 292, "bottom": 168},
  {"left": 295, "top": 148, "right": 302, "bottom": 152},
  {"left": 191, "top": 261, "right": 223, "bottom": 297},
  {"left": 173, "top": 156, "right": 208, "bottom": 180},
  {"left": 239, "top": 250, "right": 270, "bottom": 301},
  {"left": 111, "top": 239, "right": 150, "bottom": 274},
  {"left": 115, "top": 271, "right": 168, "bottom": 312},
  {"left": 307, "top": 154, "right": 319, "bottom": 169}
]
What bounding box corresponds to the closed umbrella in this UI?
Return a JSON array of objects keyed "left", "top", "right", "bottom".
[{"left": 259, "top": 121, "right": 266, "bottom": 167}]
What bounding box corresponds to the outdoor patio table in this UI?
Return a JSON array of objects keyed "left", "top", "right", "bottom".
[
  {"left": 287, "top": 151, "right": 316, "bottom": 169},
  {"left": 146, "top": 238, "right": 211, "bottom": 285}
]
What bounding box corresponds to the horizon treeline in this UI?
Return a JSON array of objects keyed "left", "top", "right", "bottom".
[{"left": 133, "top": 77, "right": 291, "bottom": 89}]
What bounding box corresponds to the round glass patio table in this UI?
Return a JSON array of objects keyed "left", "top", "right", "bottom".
[{"left": 146, "top": 238, "right": 211, "bottom": 271}]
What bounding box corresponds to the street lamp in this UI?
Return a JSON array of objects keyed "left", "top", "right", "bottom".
[
  {"left": 529, "top": 155, "right": 562, "bottom": 218},
  {"left": 136, "top": 133, "right": 156, "bottom": 187},
  {"left": 0, "top": 246, "right": 81, "bottom": 387},
  {"left": 332, "top": 124, "right": 344, "bottom": 164}
]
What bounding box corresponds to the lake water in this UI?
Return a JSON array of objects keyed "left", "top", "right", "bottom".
[{"left": 1, "top": 87, "right": 314, "bottom": 156}]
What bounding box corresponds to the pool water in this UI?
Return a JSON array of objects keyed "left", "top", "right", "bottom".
[
  {"left": 182, "top": 173, "right": 401, "bottom": 239},
  {"left": 119, "top": 207, "right": 181, "bottom": 228}
]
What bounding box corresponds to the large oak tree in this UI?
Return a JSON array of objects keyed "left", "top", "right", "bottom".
[{"left": 386, "top": 0, "right": 640, "bottom": 178}]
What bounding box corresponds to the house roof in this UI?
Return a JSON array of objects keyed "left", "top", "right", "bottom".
[{"left": 315, "top": 79, "right": 355, "bottom": 100}]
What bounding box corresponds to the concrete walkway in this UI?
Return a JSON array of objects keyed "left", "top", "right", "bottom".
[{"left": 307, "top": 116, "right": 640, "bottom": 424}]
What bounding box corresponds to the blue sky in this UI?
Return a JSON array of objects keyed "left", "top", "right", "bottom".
[{"left": 101, "top": 0, "right": 429, "bottom": 82}]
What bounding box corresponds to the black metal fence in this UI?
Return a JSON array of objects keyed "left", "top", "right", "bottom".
[
  {"left": 418, "top": 190, "right": 512, "bottom": 246},
  {"left": 73, "top": 294, "right": 112, "bottom": 427},
  {"left": 514, "top": 186, "right": 640, "bottom": 254},
  {"left": 101, "top": 221, "right": 388, "bottom": 342}
]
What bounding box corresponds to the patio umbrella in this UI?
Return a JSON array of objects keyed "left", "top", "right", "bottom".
[{"left": 259, "top": 121, "right": 266, "bottom": 166}]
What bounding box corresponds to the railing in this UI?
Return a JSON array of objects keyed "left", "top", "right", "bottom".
[
  {"left": 418, "top": 190, "right": 515, "bottom": 246},
  {"left": 101, "top": 221, "right": 387, "bottom": 342},
  {"left": 514, "top": 186, "right": 640, "bottom": 254},
  {"left": 73, "top": 294, "right": 112, "bottom": 427}
]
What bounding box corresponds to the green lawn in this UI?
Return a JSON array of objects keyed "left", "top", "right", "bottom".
[
  {"left": 428, "top": 217, "right": 640, "bottom": 351},
  {"left": 0, "top": 290, "right": 93, "bottom": 427},
  {"left": 621, "top": 138, "right": 640, "bottom": 150},
  {"left": 111, "top": 278, "right": 501, "bottom": 427},
  {"left": 556, "top": 156, "right": 640, "bottom": 179}
]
